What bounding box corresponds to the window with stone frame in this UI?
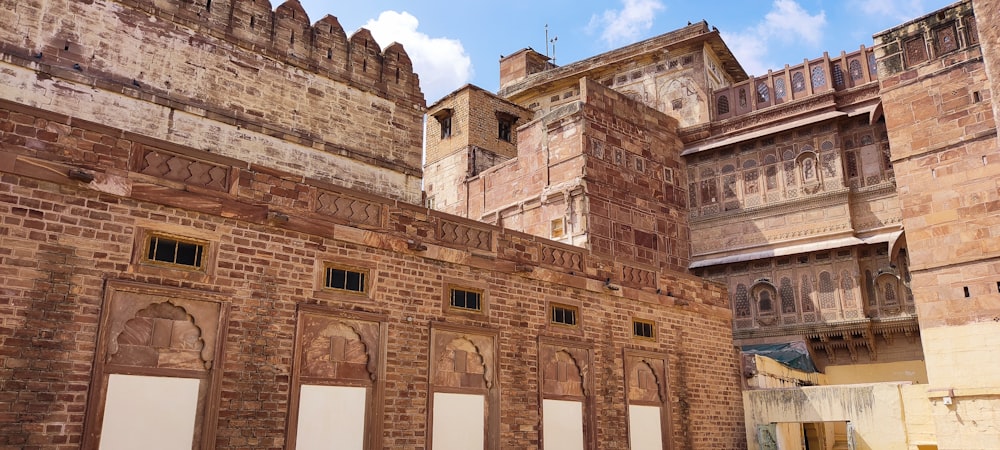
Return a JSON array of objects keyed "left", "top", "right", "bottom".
[
  {"left": 934, "top": 24, "right": 959, "bottom": 55},
  {"left": 780, "top": 277, "right": 796, "bottom": 314},
  {"left": 550, "top": 303, "right": 579, "bottom": 327},
  {"left": 756, "top": 82, "right": 770, "bottom": 103},
  {"left": 433, "top": 108, "right": 453, "bottom": 139},
  {"left": 831, "top": 64, "right": 845, "bottom": 88},
  {"left": 743, "top": 159, "right": 759, "bottom": 196},
  {"left": 810, "top": 66, "right": 826, "bottom": 89},
  {"left": 143, "top": 232, "right": 208, "bottom": 270},
  {"left": 849, "top": 59, "right": 863, "bottom": 80},
  {"left": 734, "top": 284, "right": 750, "bottom": 317},
  {"left": 791, "top": 71, "right": 806, "bottom": 93},
  {"left": 800, "top": 275, "right": 815, "bottom": 313},
  {"left": 717, "top": 95, "right": 730, "bottom": 115},
  {"left": 775, "top": 78, "right": 787, "bottom": 101},
  {"left": 496, "top": 111, "right": 517, "bottom": 143}
]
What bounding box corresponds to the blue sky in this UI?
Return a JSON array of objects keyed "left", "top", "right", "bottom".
[{"left": 295, "top": 0, "right": 956, "bottom": 102}]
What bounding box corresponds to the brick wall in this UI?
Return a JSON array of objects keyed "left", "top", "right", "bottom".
[{"left": 0, "top": 92, "right": 746, "bottom": 449}]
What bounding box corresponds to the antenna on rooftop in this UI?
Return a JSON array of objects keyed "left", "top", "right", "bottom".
[
  {"left": 550, "top": 36, "right": 558, "bottom": 64},
  {"left": 545, "top": 24, "right": 549, "bottom": 57},
  {"left": 545, "top": 24, "right": 558, "bottom": 63}
]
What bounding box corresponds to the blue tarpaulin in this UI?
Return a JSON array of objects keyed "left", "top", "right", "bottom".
[{"left": 742, "top": 341, "right": 818, "bottom": 373}]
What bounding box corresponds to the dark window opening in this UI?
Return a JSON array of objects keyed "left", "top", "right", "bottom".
[
  {"left": 551, "top": 304, "right": 578, "bottom": 326},
  {"left": 496, "top": 111, "right": 517, "bottom": 143},
  {"left": 433, "top": 109, "right": 453, "bottom": 139},
  {"left": 633, "top": 320, "right": 655, "bottom": 339},
  {"left": 498, "top": 119, "right": 512, "bottom": 142},
  {"left": 963, "top": 286, "right": 970, "bottom": 298},
  {"left": 717, "top": 95, "right": 730, "bottom": 115},
  {"left": 146, "top": 235, "right": 205, "bottom": 269},
  {"left": 441, "top": 116, "right": 451, "bottom": 138},
  {"left": 325, "top": 266, "right": 366, "bottom": 293},
  {"left": 450, "top": 288, "right": 482, "bottom": 311}
]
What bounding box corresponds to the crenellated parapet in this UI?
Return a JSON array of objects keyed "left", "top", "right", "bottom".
[
  {"left": 125, "top": 0, "right": 423, "bottom": 104},
  {"left": 0, "top": 0, "right": 426, "bottom": 201}
]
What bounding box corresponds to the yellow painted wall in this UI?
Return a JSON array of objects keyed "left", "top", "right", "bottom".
[
  {"left": 901, "top": 384, "right": 937, "bottom": 449},
  {"left": 825, "top": 360, "right": 928, "bottom": 385}
]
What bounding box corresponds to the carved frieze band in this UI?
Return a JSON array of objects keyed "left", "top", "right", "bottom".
[
  {"left": 436, "top": 220, "right": 493, "bottom": 252},
  {"left": 136, "top": 147, "right": 231, "bottom": 192},
  {"left": 315, "top": 190, "right": 383, "bottom": 228},
  {"left": 540, "top": 244, "right": 584, "bottom": 271}
]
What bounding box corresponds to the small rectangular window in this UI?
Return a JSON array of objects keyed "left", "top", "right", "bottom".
[
  {"left": 324, "top": 265, "right": 367, "bottom": 293},
  {"left": 449, "top": 288, "right": 482, "bottom": 312},
  {"left": 144, "top": 234, "right": 206, "bottom": 269},
  {"left": 633, "top": 319, "right": 655, "bottom": 340},
  {"left": 440, "top": 116, "right": 452, "bottom": 139},
  {"left": 498, "top": 119, "right": 512, "bottom": 142},
  {"left": 432, "top": 109, "right": 453, "bottom": 140},
  {"left": 550, "top": 218, "right": 565, "bottom": 239},
  {"left": 550, "top": 304, "right": 578, "bottom": 327}
]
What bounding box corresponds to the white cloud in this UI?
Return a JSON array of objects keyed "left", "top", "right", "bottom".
[
  {"left": 722, "top": 31, "right": 771, "bottom": 78},
  {"left": 362, "top": 11, "right": 473, "bottom": 102},
  {"left": 764, "top": 0, "right": 826, "bottom": 46},
  {"left": 723, "top": 0, "right": 827, "bottom": 77},
  {"left": 588, "top": 0, "right": 666, "bottom": 47}
]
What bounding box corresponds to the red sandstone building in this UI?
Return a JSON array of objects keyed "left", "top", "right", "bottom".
[
  {"left": 2, "top": 0, "right": 1000, "bottom": 449},
  {"left": 0, "top": 0, "right": 743, "bottom": 449}
]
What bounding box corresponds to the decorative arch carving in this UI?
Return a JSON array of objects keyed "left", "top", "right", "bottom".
[
  {"left": 627, "top": 359, "right": 664, "bottom": 403},
  {"left": 796, "top": 151, "right": 819, "bottom": 185},
  {"left": 875, "top": 272, "right": 903, "bottom": 313},
  {"left": 540, "top": 343, "right": 591, "bottom": 398},
  {"left": 300, "top": 319, "right": 377, "bottom": 382},
  {"left": 104, "top": 293, "right": 223, "bottom": 371},
  {"left": 751, "top": 281, "right": 779, "bottom": 325},
  {"left": 432, "top": 335, "right": 493, "bottom": 389},
  {"left": 110, "top": 302, "right": 207, "bottom": 371},
  {"left": 658, "top": 77, "right": 703, "bottom": 125}
]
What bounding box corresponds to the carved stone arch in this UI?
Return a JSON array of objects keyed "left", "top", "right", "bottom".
[
  {"left": 433, "top": 336, "right": 490, "bottom": 389},
  {"left": 301, "top": 319, "right": 376, "bottom": 382},
  {"left": 658, "top": 77, "right": 703, "bottom": 125},
  {"left": 542, "top": 349, "right": 587, "bottom": 397},
  {"left": 796, "top": 151, "right": 819, "bottom": 184},
  {"left": 104, "top": 294, "right": 223, "bottom": 371},
  {"left": 750, "top": 281, "right": 779, "bottom": 325},
  {"left": 110, "top": 301, "right": 208, "bottom": 371},
  {"left": 628, "top": 359, "right": 664, "bottom": 403},
  {"left": 875, "top": 272, "right": 902, "bottom": 312}
]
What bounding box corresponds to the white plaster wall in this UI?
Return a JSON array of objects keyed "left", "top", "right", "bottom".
[
  {"left": 542, "top": 399, "right": 584, "bottom": 450},
  {"left": 743, "top": 383, "right": 910, "bottom": 450},
  {"left": 296, "top": 385, "right": 366, "bottom": 450},
  {"left": 99, "top": 374, "right": 200, "bottom": 450},
  {"left": 628, "top": 404, "right": 663, "bottom": 450},
  {"left": 431, "top": 392, "right": 485, "bottom": 450}
]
